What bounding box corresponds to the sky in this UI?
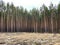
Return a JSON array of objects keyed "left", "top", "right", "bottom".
[{"left": 3, "top": 0, "right": 60, "bottom": 10}]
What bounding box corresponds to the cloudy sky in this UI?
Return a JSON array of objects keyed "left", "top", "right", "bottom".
[{"left": 3, "top": 0, "right": 60, "bottom": 10}]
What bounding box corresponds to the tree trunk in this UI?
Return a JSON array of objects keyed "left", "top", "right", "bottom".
[
  {"left": 41, "top": 18, "right": 42, "bottom": 33},
  {"left": 44, "top": 14, "right": 47, "bottom": 33},
  {"left": 36, "top": 21, "right": 37, "bottom": 33},
  {"left": 51, "top": 14, "right": 53, "bottom": 33}
]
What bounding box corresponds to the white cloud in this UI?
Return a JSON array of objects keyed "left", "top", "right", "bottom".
[{"left": 3, "top": 0, "right": 60, "bottom": 10}]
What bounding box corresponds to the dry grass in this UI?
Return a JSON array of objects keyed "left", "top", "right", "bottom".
[{"left": 0, "top": 32, "right": 60, "bottom": 45}]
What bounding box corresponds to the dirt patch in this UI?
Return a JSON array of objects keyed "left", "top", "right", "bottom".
[{"left": 0, "top": 32, "right": 60, "bottom": 45}]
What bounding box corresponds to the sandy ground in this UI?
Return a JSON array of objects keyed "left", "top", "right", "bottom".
[{"left": 0, "top": 32, "right": 60, "bottom": 45}]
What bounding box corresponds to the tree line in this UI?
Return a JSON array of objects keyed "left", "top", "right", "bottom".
[{"left": 0, "top": 1, "right": 60, "bottom": 33}]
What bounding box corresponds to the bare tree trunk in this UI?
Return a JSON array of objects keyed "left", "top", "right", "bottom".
[
  {"left": 15, "top": 15, "right": 16, "bottom": 31},
  {"left": 7, "top": 11, "right": 8, "bottom": 32},
  {"left": 21, "top": 16, "right": 22, "bottom": 31},
  {"left": 51, "top": 14, "right": 53, "bottom": 33},
  {"left": 3, "top": 12, "right": 5, "bottom": 32},
  {"left": 26, "top": 16, "right": 27, "bottom": 30},
  {"left": 36, "top": 21, "right": 37, "bottom": 33},
  {"left": 0, "top": 12, "right": 1, "bottom": 32},
  {"left": 41, "top": 18, "right": 42, "bottom": 33},
  {"left": 33, "top": 18, "right": 35, "bottom": 32},
  {"left": 13, "top": 18, "right": 15, "bottom": 32},
  {"left": 44, "top": 10, "right": 47, "bottom": 33},
  {"left": 56, "top": 20, "right": 57, "bottom": 33},
  {"left": 1, "top": 11, "right": 3, "bottom": 32},
  {"left": 44, "top": 15, "right": 47, "bottom": 33},
  {"left": 11, "top": 16, "right": 13, "bottom": 32}
]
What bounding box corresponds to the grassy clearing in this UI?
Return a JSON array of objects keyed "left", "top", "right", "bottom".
[{"left": 0, "top": 32, "right": 60, "bottom": 45}]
